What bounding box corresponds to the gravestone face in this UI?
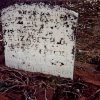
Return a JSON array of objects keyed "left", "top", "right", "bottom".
[{"left": 1, "top": 3, "right": 78, "bottom": 79}]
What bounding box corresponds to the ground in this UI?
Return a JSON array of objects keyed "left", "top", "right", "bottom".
[{"left": 0, "top": 0, "right": 100, "bottom": 100}]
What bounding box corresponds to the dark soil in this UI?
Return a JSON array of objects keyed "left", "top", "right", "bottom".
[{"left": 0, "top": 64, "right": 99, "bottom": 100}]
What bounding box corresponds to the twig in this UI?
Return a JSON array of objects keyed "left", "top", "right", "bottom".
[
  {"left": 33, "top": 89, "right": 36, "bottom": 95},
  {"left": 45, "top": 89, "right": 48, "bottom": 100},
  {"left": 88, "top": 89, "right": 100, "bottom": 100},
  {"left": 64, "top": 90, "right": 79, "bottom": 97},
  {"left": 0, "top": 68, "right": 24, "bottom": 78},
  {"left": 25, "top": 77, "right": 29, "bottom": 85},
  {"left": 23, "top": 90, "right": 33, "bottom": 100},
  {"left": 56, "top": 83, "right": 70, "bottom": 87},
  {"left": 4, "top": 78, "right": 24, "bottom": 85},
  {"left": 1, "top": 85, "right": 19, "bottom": 94},
  {"left": 33, "top": 89, "right": 37, "bottom": 100},
  {"left": 11, "top": 73, "right": 25, "bottom": 83}
]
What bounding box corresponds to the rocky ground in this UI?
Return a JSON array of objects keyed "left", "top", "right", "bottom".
[{"left": 0, "top": 0, "right": 100, "bottom": 100}]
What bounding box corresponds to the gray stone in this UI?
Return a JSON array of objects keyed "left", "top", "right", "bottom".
[{"left": 1, "top": 3, "right": 78, "bottom": 79}]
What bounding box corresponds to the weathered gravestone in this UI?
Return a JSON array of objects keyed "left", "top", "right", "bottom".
[{"left": 1, "top": 3, "right": 78, "bottom": 79}]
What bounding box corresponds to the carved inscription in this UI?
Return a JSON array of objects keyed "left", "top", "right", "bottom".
[{"left": 1, "top": 3, "right": 78, "bottom": 79}]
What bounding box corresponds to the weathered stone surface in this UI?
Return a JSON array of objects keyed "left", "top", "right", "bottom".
[{"left": 1, "top": 3, "right": 78, "bottom": 79}]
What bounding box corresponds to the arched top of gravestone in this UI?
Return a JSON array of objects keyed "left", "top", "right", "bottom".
[
  {"left": 0, "top": 0, "right": 78, "bottom": 15},
  {"left": 1, "top": 3, "right": 78, "bottom": 19}
]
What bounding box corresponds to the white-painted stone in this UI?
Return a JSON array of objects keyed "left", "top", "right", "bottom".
[{"left": 1, "top": 3, "right": 78, "bottom": 79}]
